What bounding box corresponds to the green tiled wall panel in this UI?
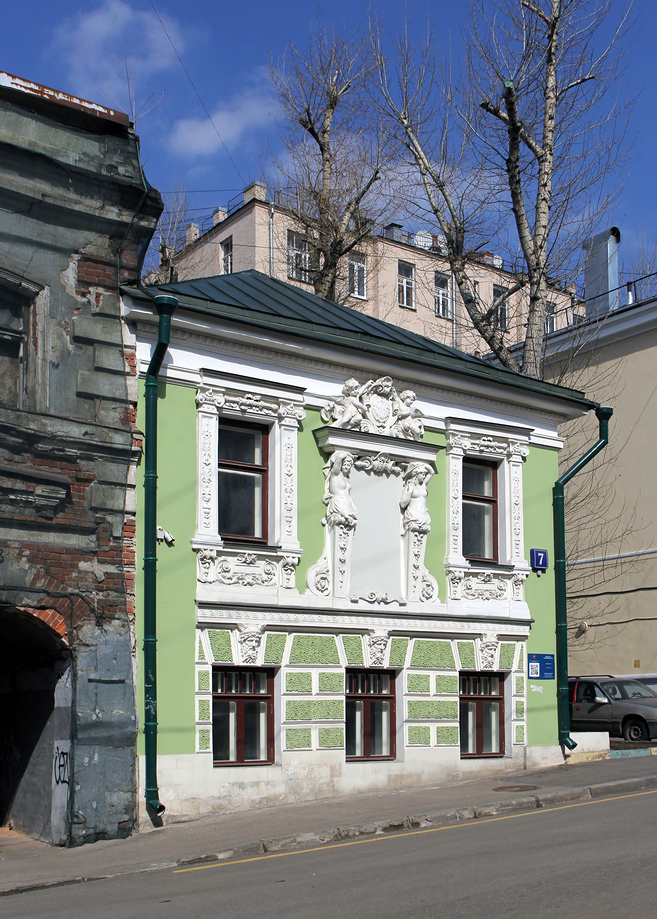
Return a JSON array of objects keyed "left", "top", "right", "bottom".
[
  {"left": 515, "top": 724, "right": 526, "bottom": 744},
  {"left": 515, "top": 675, "right": 525, "bottom": 695},
  {"left": 197, "top": 670, "right": 210, "bottom": 692},
  {"left": 264, "top": 633, "right": 287, "bottom": 664},
  {"left": 435, "top": 674, "right": 459, "bottom": 694},
  {"left": 197, "top": 699, "right": 211, "bottom": 722},
  {"left": 410, "top": 640, "right": 455, "bottom": 669},
  {"left": 389, "top": 637, "right": 409, "bottom": 667},
  {"left": 318, "top": 672, "right": 344, "bottom": 693},
  {"left": 289, "top": 635, "right": 340, "bottom": 665},
  {"left": 408, "top": 725, "right": 431, "bottom": 745},
  {"left": 407, "top": 673, "right": 431, "bottom": 693},
  {"left": 435, "top": 726, "right": 459, "bottom": 745},
  {"left": 341, "top": 635, "right": 364, "bottom": 665},
  {"left": 198, "top": 729, "right": 211, "bottom": 752},
  {"left": 286, "top": 672, "right": 313, "bottom": 693},
  {"left": 286, "top": 699, "right": 344, "bottom": 721},
  {"left": 499, "top": 643, "right": 516, "bottom": 670},
  {"left": 408, "top": 700, "right": 458, "bottom": 720},
  {"left": 286, "top": 728, "right": 312, "bottom": 749},
  {"left": 515, "top": 700, "right": 525, "bottom": 718},
  {"left": 197, "top": 636, "right": 206, "bottom": 661},
  {"left": 318, "top": 728, "right": 345, "bottom": 748},
  {"left": 457, "top": 641, "right": 476, "bottom": 669},
  {"left": 208, "top": 629, "right": 233, "bottom": 663}
]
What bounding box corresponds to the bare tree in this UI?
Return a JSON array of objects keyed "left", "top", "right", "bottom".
[
  {"left": 269, "top": 21, "right": 395, "bottom": 302},
  {"left": 143, "top": 177, "right": 192, "bottom": 284},
  {"left": 373, "top": 21, "right": 524, "bottom": 370},
  {"left": 374, "top": 0, "right": 633, "bottom": 379}
]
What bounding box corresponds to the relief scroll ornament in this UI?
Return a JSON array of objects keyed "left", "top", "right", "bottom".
[{"left": 321, "top": 377, "right": 424, "bottom": 441}]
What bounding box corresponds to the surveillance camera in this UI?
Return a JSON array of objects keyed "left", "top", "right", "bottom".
[{"left": 156, "top": 526, "right": 175, "bottom": 547}]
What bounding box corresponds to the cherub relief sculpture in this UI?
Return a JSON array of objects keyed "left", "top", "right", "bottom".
[
  {"left": 321, "top": 376, "right": 424, "bottom": 441},
  {"left": 400, "top": 462, "right": 433, "bottom": 534},
  {"left": 322, "top": 451, "right": 358, "bottom": 528}
]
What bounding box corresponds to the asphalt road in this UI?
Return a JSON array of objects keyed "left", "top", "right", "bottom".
[{"left": 6, "top": 789, "right": 657, "bottom": 918}]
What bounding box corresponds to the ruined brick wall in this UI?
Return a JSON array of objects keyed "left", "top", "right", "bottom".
[{"left": 0, "top": 81, "right": 162, "bottom": 844}]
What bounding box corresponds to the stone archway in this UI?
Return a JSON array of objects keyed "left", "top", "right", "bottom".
[{"left": 0, "top": 606, "right": 70, "bottom": 843}]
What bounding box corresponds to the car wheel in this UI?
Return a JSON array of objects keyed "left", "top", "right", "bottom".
[{"left": 623, "top": 718, "right": 648, "bottom": 742}]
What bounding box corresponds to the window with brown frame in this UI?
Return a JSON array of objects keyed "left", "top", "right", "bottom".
[
  {"left": 346, "top": 670, "right": 396, "bottom": 760},
  {"left": 211, "top": 668, "right": 274, "bottom": 764},
  {"left": 462, "top": 460, "right": 498, "bottom": 562},
  {"left": 459, "top": 672, "right": 505, "bottom": 757},
  {"left": 217, "top": 419, "right": 269, "bottom": 541}
]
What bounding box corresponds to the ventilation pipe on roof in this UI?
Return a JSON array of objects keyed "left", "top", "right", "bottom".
[
  {"left": 553, "top": 404, "right": 613, "bottom": 751},
  {"left": 143, "top": 294, "right": 178, "bottom": 817}
]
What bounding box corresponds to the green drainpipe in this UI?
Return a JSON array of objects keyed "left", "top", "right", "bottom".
[
  {"left": 553, "top": 404, "right": 613, "bottom": 751},
  {"left": 143, "top": 294, "right": 178, "bottom": 815}
]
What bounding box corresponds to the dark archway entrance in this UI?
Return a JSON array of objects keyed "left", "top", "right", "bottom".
[{"left": 0, "top": 606, "right": 70, "bottom": 842}]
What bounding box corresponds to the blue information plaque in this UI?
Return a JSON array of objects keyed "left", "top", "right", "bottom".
[{"left": 527, "top": 653, "right": 555, "bottom": 680}]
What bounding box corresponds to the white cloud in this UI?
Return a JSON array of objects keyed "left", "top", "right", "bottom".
[
  {"left": 167, "top": 70, "right": 276, "bottom": 158},
  {"left": 50, "top": 0, "right": 185, "bottom": 110}
]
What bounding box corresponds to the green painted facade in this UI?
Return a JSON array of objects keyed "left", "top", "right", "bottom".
[
  {"left": 296, "top": 409, "right": 328, "bottom": 591},
  {"left": 523, "top": 445, "right": 560, "bottom": 747},
  {"left": 136, "top": 381, "right": 197, "bottom": 757}
]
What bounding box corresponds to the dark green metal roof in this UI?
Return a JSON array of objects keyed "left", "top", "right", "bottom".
[{"left": 128, "top": 270, "right": 594, "bottom": 410}]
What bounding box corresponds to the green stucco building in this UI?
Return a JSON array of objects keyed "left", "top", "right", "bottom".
[{"left": 123, "top": 271, "right": 593, "bottom": 821}]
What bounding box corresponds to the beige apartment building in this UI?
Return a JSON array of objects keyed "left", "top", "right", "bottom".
[
  {"left": 170, "top": 181, "right": 574, "bottom": 356},
  {"left": 545, "top": 290, "right": 657, "bottom": 678}
]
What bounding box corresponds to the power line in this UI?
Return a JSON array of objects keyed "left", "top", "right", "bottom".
[{"left": 148, "top": 2, "right": 246, "bottom": 185}]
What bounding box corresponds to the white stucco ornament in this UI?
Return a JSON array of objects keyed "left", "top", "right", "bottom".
[{"left": 321, "top": 376, "right": 424, "bottom": 441}]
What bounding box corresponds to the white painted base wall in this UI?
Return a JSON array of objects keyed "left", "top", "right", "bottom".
[{"left": 138, "top": 746, "right": 536, "bottom": 827}]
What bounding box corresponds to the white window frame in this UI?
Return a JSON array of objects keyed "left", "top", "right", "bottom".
[
  {"left": 398, "top": 261, "right": 415, "bottom": 309},
  {"left": 349, "top": 253, "right": 367, "bottom": 300},
  {"left": 193, "top": 377, "right": 305, "bottom": 598},
  {"left": 434, "top": 272, "right": 450, "bottom": 319},
  {"left": 287, "top": 231, "right": 312, "bottom": 283},
  {"left": 221, "top": 237, "right": 233, "bottom": 275}
]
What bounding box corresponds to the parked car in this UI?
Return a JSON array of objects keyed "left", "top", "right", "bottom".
[{"left": 568, "top": 676, "right": 657, "bottom": 742}]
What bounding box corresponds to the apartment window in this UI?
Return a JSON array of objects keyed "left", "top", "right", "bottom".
[
  {"left": 492, "top": 285, "right": 508, "bottom": 331},
  {"left": 287, "top": 231, "right": 313, "bottom": 283},
  {"left": 218, "top": 419, "right": 269, "bottom": 541},
  {"left": 462, "top": 461, "right": 498, "bottom": 562},
  {"left": 222, "top": 237, "right": 233, "bottom": 275},
  {"left": 346, "top": 670, "right": 395, "bottom": 760},
  {"left": 212, "top": 668, "right": 274, "bottom": 764},
  {"left": 459, "top": 673, "right": 505, "bottom": 757},
  {"left": 434, "top": 273, "right": 450, "bottom": 318},
  {"left": 546, "top": 301, "right": 556, "bottom": 334},
  {"left": 398, "top": 261, "right": 415, "bottom": 309},
  {"left": 349, "top": 253, "right": 367, "bottom": 299}
]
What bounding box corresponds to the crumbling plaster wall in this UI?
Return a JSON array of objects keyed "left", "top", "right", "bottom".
[{"left": 0, "top": 85, "right": 162, "bottom": 844}]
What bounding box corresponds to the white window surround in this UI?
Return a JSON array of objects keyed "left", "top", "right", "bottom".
[
  {"left": 349, "top": 253, "right": 367, "bottom": 299},
  {"left": 444, "top": 420, "right": 531, "bottom": 604},
  {"left": 192, "top": 377, "right": 306, "bottom": 598}
]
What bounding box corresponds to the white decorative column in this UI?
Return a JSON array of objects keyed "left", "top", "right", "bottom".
[
  {"left": 195, "top": 387, "right": 224, "bottom": 541},
  {"left": 507, "top": 441, "right": 530, "bottom": 568},
  {"left": 277, "top": 402, "right": 305, "bottom": 553},
  {"left": 444, "top": 431, "right": 467, "bottom": 568}
]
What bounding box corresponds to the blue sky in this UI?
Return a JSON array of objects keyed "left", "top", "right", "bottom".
[{"left": 2, "top": 1, "right": 655, "bottom": 270}]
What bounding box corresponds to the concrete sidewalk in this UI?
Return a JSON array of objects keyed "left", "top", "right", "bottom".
[{"left": 2, "top": 754, "right": 657, "bottom": 897}]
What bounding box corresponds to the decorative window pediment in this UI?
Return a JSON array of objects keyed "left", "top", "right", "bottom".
[
  {"left": 193, "top": 375, "right": 305, "bottom": 597},
  {"left": 444, "top": 419, "right": 531, "bottom": 604}
]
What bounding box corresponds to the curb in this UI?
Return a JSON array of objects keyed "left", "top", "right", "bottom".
[{"left": 3, "top": 774, "right": 657, "bottom": 897}]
